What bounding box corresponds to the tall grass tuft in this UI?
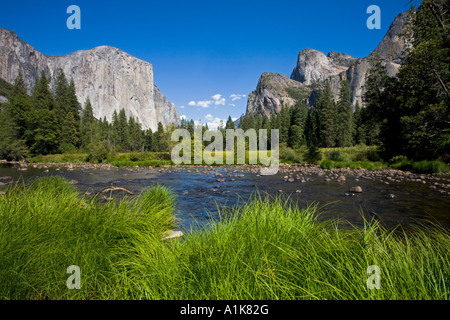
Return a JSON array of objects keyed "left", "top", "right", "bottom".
[{"left": 0, "top": 178, "right": 448, "bottom": 300}]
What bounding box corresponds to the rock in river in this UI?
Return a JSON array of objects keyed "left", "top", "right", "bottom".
[{"left": 350, "top": 186, "right": 363, "bottom": 193}]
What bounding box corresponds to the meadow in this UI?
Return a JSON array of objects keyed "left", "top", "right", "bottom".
[{"left": 26, "top": 145, "right": 450, "bottom": 173}]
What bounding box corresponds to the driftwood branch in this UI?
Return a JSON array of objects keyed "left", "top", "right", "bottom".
[
  {"left": 426, "top": 1, "right": 446, "bottom": 31},
  {"left": 99, "top": 186, "right": 134, "bottom": 195},
  {"left": 432, "top": 68, "right": 450, "bottom": 100}
]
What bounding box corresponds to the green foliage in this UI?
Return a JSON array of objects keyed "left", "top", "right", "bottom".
[
  {"left": 390, "top": 159, "right": 450, "bottom": 173},
  {"left": 316, "top": 81, "right": 337, "bottom": 148},
  {"left": 85, "top": 141, "right": 113, "bottom": 163},
  {"left": 285, "top": 87, "right": 308, "bottom": 101},
  {"left": 325, "top": 150, "right": 351, "bottom": 162},
  {"left": 225, "top": 116, "right": 235, "bottom": 130},
  {"left": 363, "top": 1, "right": 450, "bottom": 160},
  {"left": 320, "top": 159, "right": 334, "bottom": 170},
  {"left": 0, "top": 77, "right": 14, "bottom": 98},
  {"left": 335, "top": 80, "right": 354, "bottom": 147},
  {"left": 320, "top": 159, "right": 388, "bottom": 171},
  {"left": 1, "top": 180, "right": 448, "bottom": 300},
  {"left": 281, "top": 147, "right": 301, "bottom": 163}
]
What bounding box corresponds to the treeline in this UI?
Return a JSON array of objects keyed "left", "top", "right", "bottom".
[
  {"left": 238, "top": 79, "right": 357, "bottom": 150},
  {"left": 0, "top": 70, "right": 175, "bottom": 160}
]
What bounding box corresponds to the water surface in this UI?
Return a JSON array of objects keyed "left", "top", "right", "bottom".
[{"left": 1, "top": 163, "right": 449, "bottom": 232}]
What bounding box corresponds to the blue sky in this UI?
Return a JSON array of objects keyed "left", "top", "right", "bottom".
[{"left": 0, "top": 0, "right": 417, "bottom": 128}]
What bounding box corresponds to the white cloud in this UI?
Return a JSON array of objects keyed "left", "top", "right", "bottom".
[
  {"left": 179, "top": 105, "right": 185, "bottom": 109},
  {"left": 188, "top": 100, "right": 213, "bottom": 108},
  {"left": 180, "top": 115, "right": 187, "bottom": 120},
  {"left": 206, "top": 117, "right": 225, "bottom": 130},
  {"left": 197, "top": 100, "right": 213, "bottom": 108},
  {"left": 212, "top": 94, "right": 222, "bottom": 101},
  {"left": 187, "top": 93, "right": 229, "bottom": 109},
  {"left": 229, "top": 103, "right": 236, "bottom": 107},
  {"left": 230, "top": 94, "right": 246, "bottom": 101},
  {"left": 212, "top": 94, "right": 226, "bottom": 106},
  {"left": 205, "top": 114, "right": 214, "bottom": 121},
  {"left": 215, "top": 98, "right": 226, "bottom": 106}
]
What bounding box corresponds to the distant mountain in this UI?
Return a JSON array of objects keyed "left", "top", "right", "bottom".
[
  {"left": 245, "top": 10, "right": 411, "bottom": 116},
  {"left": 0, "top": 28, "right": 180, "bottom": 130}
]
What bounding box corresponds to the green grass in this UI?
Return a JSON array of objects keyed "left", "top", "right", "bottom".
[
  {"left": 390, "top": 160, "right": 450, "bottom": 174},
  {"left": 0, "top": 177, "right": 449, "bottom": 300},
  {"left": 29, "top": 153, "right": 89, "bottom": 164},
  {"left": 320, "top": 159, "right": 388, "bottom": 171}
]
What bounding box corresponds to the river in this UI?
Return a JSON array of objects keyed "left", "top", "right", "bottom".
[{"left": 1, "top": 163, "right": 449, "bottom": 232}]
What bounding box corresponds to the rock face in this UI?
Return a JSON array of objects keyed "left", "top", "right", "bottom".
[
  {"left": 0, "top": 28, "right": 179, "bottom": 131},
  {"left": 246, "top": 10, "right": 411, "bottom": 116},
  {"left": 246, "top": 73, "right": 311, "bottom": 117},
  {"left": 290, "top": 49, "right": 356, "bottom": 85}
]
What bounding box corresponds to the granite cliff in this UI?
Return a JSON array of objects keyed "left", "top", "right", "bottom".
[
  {"left": 246, "top": 10, "right": 411, "bottom": 116},
  {"left": 0, "top": 28, "right": 179, "bottom": 130}
]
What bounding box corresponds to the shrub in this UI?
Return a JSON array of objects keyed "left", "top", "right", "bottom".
[
  {"left": 390, "top": 155, "right": 409, "bottom": 164},
  {"left": 85, "top": 141, "right": 113, "bottom": 163},
  {"left": 283, "top": 148, "right": 301, "bottom": 163},
  {"left": 320, "top": 159, "right": 334, "bottom": 170},
  {"left": 305, "top": 145, "right": 322, "bottom": 164},
  {"left": 0, "top": 139, "right": 29, "bottom": 161},
  {"left": 325, "top": 150, "right": 350, "bottom": 162},
  {"left": 58, "top": 142, "right": 78, "bottom": 154},
  {"left": 366, "top": 149, "right": 381, "bottom": 162}
]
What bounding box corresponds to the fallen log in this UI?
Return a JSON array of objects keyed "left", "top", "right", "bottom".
[{"left": 99, "top": 186, "right": 134, "bottom": 195}]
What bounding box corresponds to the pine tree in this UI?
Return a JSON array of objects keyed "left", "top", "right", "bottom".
[
  {"left": 335, "top": 80, "right": 354, "bottom": 147},
  {"left": 27, "top": 71, "right": 61, "bottom": 154},
  {"left": 80, "top": 97, "right": 98, "bottom": 147},
  {"left": 117, "top": 109, "right": 130, "bottom": 151},
  {"left": 353, "top": 102, "right": 366, "bottom": 145},
  {"left": 7, "top": 74, "right": 32, "bottom": 140},
  {"left": 279, "top": 106, "right": 291, "bottom": 144},
  {"left": 32, "top": 71, "right": 54, "bottom": 111},
  {"left": 304, "top": 110, "right": 322, "bottom": 163},
  {"left": 393, "top": 0, "right": 450, "bottom": 159},
  {"left": 316, "top": 81, "right": 337, "bottom": 147},
  {"left": 289, "top": 102, "right": 308, "bottom": 148},
  {"left": 67, "top": 79, "right": 81, "bottom": 123},
  {"left": 54, "top": 70, "right": 69, "bottom": 121},
  {"left": 144, "top": 129, "right": 153, "bottom": 151},
  {"left": 225, "top": 116, "right": 235, "bottom": 129},
  {"left": 111, "top": 110, "right": 120, "bottom": 151}
]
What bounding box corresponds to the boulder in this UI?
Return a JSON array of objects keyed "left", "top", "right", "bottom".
[{"left": 350, "top": 186, "right": 363, "bottom": 193}]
